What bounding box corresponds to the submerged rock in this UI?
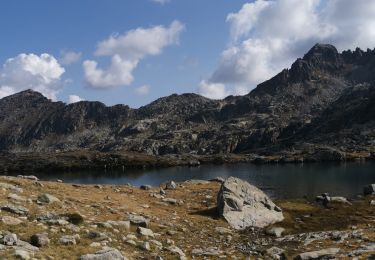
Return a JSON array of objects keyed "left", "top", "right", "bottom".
[{"left": 217, "top": 177, "right": 283, "bottom": 229}]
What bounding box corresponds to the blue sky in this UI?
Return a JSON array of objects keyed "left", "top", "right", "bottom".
[
  {"left": 0, "top": 0, "right": 374, "bottom": 107},
  {"left": 0, "top": 0, "right": 248, "bottom": 107}
]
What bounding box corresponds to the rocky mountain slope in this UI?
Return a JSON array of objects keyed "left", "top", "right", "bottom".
[{"left": 0, "top": 44, "right": 374, "bottom": 166}]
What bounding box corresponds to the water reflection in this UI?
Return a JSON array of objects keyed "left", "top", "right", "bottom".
[{"left": 18, "top": 161, "right": 375, "bottom": 199}]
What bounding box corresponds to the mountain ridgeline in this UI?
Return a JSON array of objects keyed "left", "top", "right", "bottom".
[{"left": 1, "top": 44, "right": 375, "bottom": 165}]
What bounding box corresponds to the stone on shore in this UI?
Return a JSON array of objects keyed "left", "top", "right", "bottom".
[
  {"left": 364, "top": 184, "right": 375, "bottom": 196},
  {"left": 217, "top": 177, "right": 284, "bottom": 229}
]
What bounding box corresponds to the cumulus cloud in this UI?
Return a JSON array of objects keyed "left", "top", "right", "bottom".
[
  {"left": 151, "top": 0, "right": 170, "bottom": 4},
  {"left": 83, "top": 20, "right": 185, "bottom": 89},
  {"left": 68, "top": 94, "right": 85, "bottom": 104},
  {"left": 0, "top": 53, "right": 65, "bottom": 100},
  {"left": 135, "top": 85, "right": 150, "bottom": 96},
  {"left": 59, "top": 51, "right": 82, "bottom": 65},
  {"left": 198, "top": 80, "right": 229, "bottom": 100},
  {"left": 202, "top": 0, "right": 375, "bottom": 97}
]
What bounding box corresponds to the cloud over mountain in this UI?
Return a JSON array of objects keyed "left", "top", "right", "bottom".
[
  {"left": 0, "top": 53, "right": 65, "bottom": 100},
  {"left": 200, "top": 0, "right": 375, "bottom": 99},
  {"left": 83, "top": 20, "right": 185, "bottom": 89}
]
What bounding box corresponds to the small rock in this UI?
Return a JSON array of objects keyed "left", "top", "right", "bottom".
[
  {"left": 14, "top": 249, "right": 31, "bottom": 260},
  {"left": 128, "top": 214, "right": 149, "bottom": 228},
  {"left": 140, "top": 185, "right": 152, "bottom": 190},
  {"left": 1, "top": 204, "right": 29, "bottom": 216},
  {"left": 294, "top": 248, "right": 340, "bottom": 260},
  {"left": 166, "top": 245, "right": 186, "bottom": 258},
  {"left": 80, "top": 248, "right": 127, "bottom": 260},
  {"left": 266, "top": 227, "right": 285, "bottom": 238},
  {"left": 37, "top": 194, "right": 60, "bottom": 204},
  {"left": 30, "top": 233, "right": 50, "bottom": 247},
  {"left": 59, "top": 234, "right": 80, "bottom": 245},
  {"left": 162, "top": 198, "right": 177, "bottom": 205},
  {"left": 1, "top": 233, "right": 17, "bottom": 245},
  {"left": 364, "top": 184, "right": 375, "bottom": 196},
  {"left": 137, "top": 227, "right": 154, "bottom": 238},
  {"left": 2, "top": 216, "right": 22, "bottom": 225},
  {"left": 138, "top": 241, "right": 151, "bottom": 251},
  {"left": 166, "top": 181, "right": 177, "bottom": 190}
]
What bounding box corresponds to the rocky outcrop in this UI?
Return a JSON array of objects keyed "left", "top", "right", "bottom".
[
  {"left": 0, "top": 44, "right": 374, "bottom": 162},
  {"left": 217, "top": 177, "right": 284, "bottom": 229}
]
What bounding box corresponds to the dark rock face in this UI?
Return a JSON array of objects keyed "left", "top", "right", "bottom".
[{"left": 0, "top": 44, "right": 374, "bottom": 159}]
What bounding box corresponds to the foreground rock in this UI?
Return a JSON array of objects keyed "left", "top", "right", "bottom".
[
  {"left": 217, "top": 177, "right": 284, "bottom": 229},
  {"left": 294, "top": 248, "right": 340, "bottom": 260},
  {"left": 80, "top": 248, "right": 127, "bottom": 260}
]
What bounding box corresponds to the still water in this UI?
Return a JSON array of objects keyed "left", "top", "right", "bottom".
[{"left": 33, "top": 162, "right": 375, "bottom": 199}]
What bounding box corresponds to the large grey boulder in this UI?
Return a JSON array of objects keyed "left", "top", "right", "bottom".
[{"left": 217, "top": 177, "right": 284, "bottom": 229}]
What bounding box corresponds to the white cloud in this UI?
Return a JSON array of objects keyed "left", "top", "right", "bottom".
[
  {"left": 135, "top": 85, "right": 150, "bottom": 96},
  {"left": 204, "top": 0, "right": 375, "bottom": 94},
  {"left": 83, "top": 20, "right": 185, "bottom": 89},
  {"left": 0, "top": 53, "right": 65, "bottom": 100},
  {"left": 68, "top": 94, "right": 85, "bottom": 104},
  {"left": 198, "top": 80, "right": 229, "bottom": 99},
  {"left": 151, "top": 0, "right": 170, "bottom": 4},
  {"left": 60, "top": 51, "right": 82, "bottom": 65}
]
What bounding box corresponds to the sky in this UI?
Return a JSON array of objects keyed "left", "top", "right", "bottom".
[{"left": 0, "top": 0, "right": 375, "bottom": 108}]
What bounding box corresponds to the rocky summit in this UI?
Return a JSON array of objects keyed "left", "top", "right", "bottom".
[{"left": 0, "top": 43, "right": 375, "bottom": 171}]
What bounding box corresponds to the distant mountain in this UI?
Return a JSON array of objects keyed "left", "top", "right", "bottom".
[{"left": 1, "top": 44, "right": 374, "bottom": 165}]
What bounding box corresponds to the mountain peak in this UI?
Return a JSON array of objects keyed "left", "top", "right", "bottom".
[{"left": 303, "top": 43, "right": 340, "bottom": 63}]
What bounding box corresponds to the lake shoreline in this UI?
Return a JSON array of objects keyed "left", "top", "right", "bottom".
[{"left": 0, "top": 147, "right": 373, "bottom": 174}]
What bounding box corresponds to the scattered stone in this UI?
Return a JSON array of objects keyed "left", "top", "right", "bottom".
[
  {"left": 166, "top": 245, "right": 186, "bottom": 258},
  {"left": 128, "top": 214, "right": 149, "bottom": 228},
  {"left": 0, "top": 183, "right": 23, "bottom": 193},
  {"left": 266, "top": 227, "right": 285, "bottom": 238},
  {"left": 17, "top": 175, "right": 39, "bottom": 181},
  {"left": 266, "top": 247, "right": 285, "bottom": 259},
  {"left": 14, "top": 249, "right": 31, "bottom": 260},
  {"left": 106, "top": 220, "right": 130, "bottom": 230},
  {"left": 185, "top": 180, "right": 210, "bottom": 185},
  {"left": 80, "top": 248, "right": 127, "bottom": 260},
  {"left": 1, "top": 233, "right": 17, "bottom": 245},
  {"left": 138, "top": 241, "right": 151, "bottom": 251},
  {"left": 140, "top": 185, "right": 152, "bottom": 190},
  {"left": 137, "top": 227, "right": 154, "bottom": 238},
  {"left": 7, "top": 193, "right": 27, "bottom": 202},
  {"left": 66, "top": 213, "right": 84, "bottom": 225},
  {"left": 59, "top": 234, "right": 80, "bottom": 245},
  {"left": 1, "top": 204, "right": 29, "bottom": 216},
  {"left": 87, "top": 231, "right": 108, "bottom": 241},
  {"left": 166, "top": 181, "right": 177, "bottom": 189},
  {"left": 294, "top": 248, "right": 340, "bottom": 260},
  {"left": 30, "top": 233, "right": 50, "bottom": 247},
  {"left": 162, "top": 198, "right": 177, "bottom": 205},
  {"left": 37, "top": 193, "right": 60, "bottom": 204},
  {"left": 2, "top": 216, "right": 22, "bottom": 225},
  {"left": 217, "top": 177, "right": 284, "bottom": 229}
]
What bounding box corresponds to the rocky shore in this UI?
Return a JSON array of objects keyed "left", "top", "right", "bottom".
[
  {"left": 0, "top": 145, "right": 374, "bottom": 174},
  {"left": 1, "top": 175, "right": 375, "bottom": 259}
]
